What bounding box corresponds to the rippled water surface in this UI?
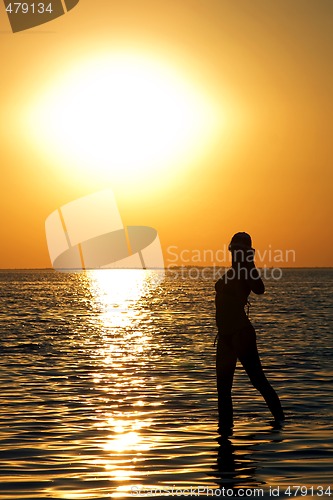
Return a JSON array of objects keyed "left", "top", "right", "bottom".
[{"left": 0, "top": 269, "right": 332, "bottom": 499}]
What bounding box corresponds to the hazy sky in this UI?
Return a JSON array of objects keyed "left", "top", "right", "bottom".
[{"left": 0, "top": 0, "right": 332, "bottom": 268}]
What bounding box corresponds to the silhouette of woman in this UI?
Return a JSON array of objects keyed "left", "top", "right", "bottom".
[{"left": 215, "top": 232, "right": 284, "bottom": 433}]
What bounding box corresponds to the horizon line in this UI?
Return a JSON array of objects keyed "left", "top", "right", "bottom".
[{"left": 0, "top": 266, "right": 332, "bottom": 271}]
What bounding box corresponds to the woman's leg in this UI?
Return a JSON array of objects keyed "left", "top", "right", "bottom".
[
  {"left": 216, "top": 334, "right": 237, "bottom": 429},
  {"left": 237, "top": 326, "right": 285, "bottom": 421}
]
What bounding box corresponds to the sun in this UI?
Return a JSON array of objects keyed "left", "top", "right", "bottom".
[{"left": 25, "top": 53, "right": 221, "bottom": 183}]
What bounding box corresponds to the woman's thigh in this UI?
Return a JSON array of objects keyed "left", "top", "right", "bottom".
[
  {"left": 236, "top": 326, "right": 268, "bottom": 385},
  {"left": 216, "top": 335, "right": 237, "bottom": 389}
]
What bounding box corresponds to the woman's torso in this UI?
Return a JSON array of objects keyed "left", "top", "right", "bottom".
[{"left": 215, "top": 268, "right": 251, "bottom": 334}]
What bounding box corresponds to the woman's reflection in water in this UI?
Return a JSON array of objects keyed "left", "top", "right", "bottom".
[{"left": 211, "top": 426, "right": 284, "bottom": 492}]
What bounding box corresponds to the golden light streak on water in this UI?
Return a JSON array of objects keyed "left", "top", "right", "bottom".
[
  {"left": 87, "top": 269, "right": 149, "bottom": 328},
  {"left": 74, "top": 269, "right": 162, "bottom": 496}
]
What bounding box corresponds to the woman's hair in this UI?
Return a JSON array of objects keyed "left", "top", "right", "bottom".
[
  {"left": 228, "top": 232, "right": 252, "bottom": 252},
  {"left": 229, "top": 232, "right": 254, "bottom": 264}
]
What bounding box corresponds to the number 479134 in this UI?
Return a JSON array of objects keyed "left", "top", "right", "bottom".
[{"left": 6, "top": 3, "right": 53, "bottom": 14}]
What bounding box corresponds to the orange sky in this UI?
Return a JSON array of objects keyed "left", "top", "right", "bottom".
[{"left": 0, "top": 0, "right": 332, "bottom": 268}]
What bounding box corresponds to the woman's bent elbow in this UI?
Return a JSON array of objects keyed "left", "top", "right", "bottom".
[{"left": 252, "top": 281, "right": 265, "bottom": 294}]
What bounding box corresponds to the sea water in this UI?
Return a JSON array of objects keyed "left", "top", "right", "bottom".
[{"left": 0, "top": 268, "right": 332, "bottom": 499}]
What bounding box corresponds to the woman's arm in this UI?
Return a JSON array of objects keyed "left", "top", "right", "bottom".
[{"left": 245, "top": 250, "right": 265, "bottom": 295}]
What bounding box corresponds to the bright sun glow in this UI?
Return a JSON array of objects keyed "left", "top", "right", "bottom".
[{"left": 26, "top": 53, "right": 221, "bottom": 182}]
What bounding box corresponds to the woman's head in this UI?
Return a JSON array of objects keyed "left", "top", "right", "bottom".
[{"left": 229, "top": 232, "right": 254, "bottom": 263}]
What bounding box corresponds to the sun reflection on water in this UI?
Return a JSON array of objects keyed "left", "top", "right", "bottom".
[
  {"left": 84, "top": 269, "right": 163, "bottom": 496},
  {"left": 88, "top": 269, "right": 155, "bottom": 328}
]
